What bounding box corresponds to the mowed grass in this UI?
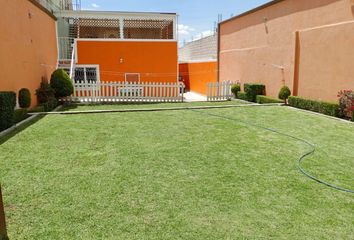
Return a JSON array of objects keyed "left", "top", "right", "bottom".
[{"left": 0, "top": 103, "right": 353, "bottom": 239}]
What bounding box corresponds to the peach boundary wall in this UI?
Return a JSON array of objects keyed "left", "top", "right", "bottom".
[
  {"left": 0, "top": 0, "right": 58, "bottom": 107},
  {"left": 218, "top": 0, "right": 354, "bottom": 102}
]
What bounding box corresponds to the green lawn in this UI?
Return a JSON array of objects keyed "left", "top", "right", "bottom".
[{"left": 0, "top": 103, "right": 353, "bottom": 239}]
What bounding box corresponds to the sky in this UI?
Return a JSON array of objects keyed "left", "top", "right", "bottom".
[{"left": 80, "top": 0, "right": 270, "bottom": 45}]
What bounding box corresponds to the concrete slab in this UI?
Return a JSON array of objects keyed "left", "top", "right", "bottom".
[{"left": 183, "top": 91, "right": 207, "bottom": 102}]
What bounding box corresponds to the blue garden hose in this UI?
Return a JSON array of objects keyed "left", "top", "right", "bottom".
[{"left": 191, "top": 109, "right": 354, "bottom": 194}]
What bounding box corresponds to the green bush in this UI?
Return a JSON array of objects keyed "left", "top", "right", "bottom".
[
  {"left": 36, "top": 80, "right": 55, "bottom": 104},
  {"left": 42, "top": 97, "right": 58, "bottom": 112},
  {"left": 0, "top": 233, "right": 9, "bottom": 240},
  {"left": 0, "top": 91, "right": 16, "bottom": 131},
  {"left": 50, "top": 69, "right": 73, "bottom": 98},
  {"left": 237, "top": 92, "right": 248, "bottom": 101},
  {"left": 231, "top": 84, "right": 241, "bottom": 98},
  {"left": 13, "top": 108, "right": 28, "bottom": 123},
  {"left": 288, "top": 96, "right": 339, "bottom": 117},
  {"left": 256, "top": 95, "right": 283, "bottom": 104},
  {"left": 18, "top": 88, "right": 31, "bottom": 108},
  {"left": 29, "top": 105, "right": 45, "bottom": 113},
  {"left": 244, "top": 83, "right": 265, "bottom": 102},
  {"left": 278, "top": 86, "right": 291, "bottom": 103}
]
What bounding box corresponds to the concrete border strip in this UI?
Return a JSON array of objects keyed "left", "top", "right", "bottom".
[
  {"left": 28, "top": 103, "right": 282, "bottom": 115},
  {"left": 0, "top": 105, "right": 63, "bottom": 139}
]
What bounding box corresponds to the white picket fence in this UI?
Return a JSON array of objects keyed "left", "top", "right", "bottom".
[
  {"left": 67, "top": 81, "right": 185, "bottom": 103},
  {"left": 207, "top": 81, "right": 233, "bottom": 101}
]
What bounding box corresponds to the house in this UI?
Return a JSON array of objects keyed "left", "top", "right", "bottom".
[
  {"left": 55, "top": 10, "right": 178, "bottom": 85},
  {"left": 179, "top": 34, "right": 218, "bottom": 95},
  {"left": 1, "top": 0, "right": 178, "bottom": 106},
  {"left": 218, "top": 0, "right": 354, "bottom": 101}
]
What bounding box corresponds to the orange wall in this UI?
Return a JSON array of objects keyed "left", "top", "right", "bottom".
[
  {"left": 179, "top": 61, "right": 217, "bottom": 95},
  {"left": 76, "top": 40, "right": 178, "bottom": 83},
  {"left": 219, "top": 0, "right": 354, "bottom": 101},
  {"left": 0, "top": 0, "right": 58, "bottom": 107}
]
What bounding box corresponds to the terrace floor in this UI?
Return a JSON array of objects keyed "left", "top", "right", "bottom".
[{"left": 0, "top": 102, "right": 353, "bottom": 239}]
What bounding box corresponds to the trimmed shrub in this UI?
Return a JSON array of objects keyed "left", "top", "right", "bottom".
[
  {"left": 50, "top": 69, "right": 73, "bottom": 98},
  {"left": 42, "top": 97, "right": 58, "bottom": 112},
  {"left": 278, "top": 86, "right": 291, "bottom": 103},
  {"left": 13, "top": 108, "right": 28, "bottom": 124},
  {"left": 237, "top": 92, "right": 248, "bottom": 101},
  {"left": 18, "top": 88, "right": 31, "bottom": 108},
  {"left": 29, "top": 105, "right": 45, "bottom": 113},
  {"left": 231, "top": 84, "right": 241, "bottom": 98},
  {"left": 288, "top": 96, "right": 339, "bottom": 117},
  {"left": 256, "top": 95, "right": 283, "bottom": 104},
  {"left": 0, "top": 233, "right": 9, "bottom": 240},
  {"left": 36, "top": 80, "right": 55, "bottom": 104},
  {"left": 244, "top": 83, "right": 265, "bottom": 102},
  {"left": 0, "top": 91, "right": 16, "bottom": 131}
]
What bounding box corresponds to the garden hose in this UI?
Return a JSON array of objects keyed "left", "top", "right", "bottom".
[{"left": 190, "top": 108, "right": 354, "bottom": 194}]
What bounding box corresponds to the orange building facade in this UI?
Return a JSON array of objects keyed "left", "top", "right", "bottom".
[
  {"left": 56, "top": 10, "right": 178, "bottom": 85},
  {"left": 0, "top": 0, "right": 58, "bottom": 107},
  {"left": 219, "top": 0, "right": 354, "bottom": 102},
  {"left": 179, "top": 61, "right": 217, "bottom": 95},
  {"left": 76, "top": 40, "right": 177, "bottom": 83}
]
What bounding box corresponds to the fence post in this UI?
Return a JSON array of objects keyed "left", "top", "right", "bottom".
[{"left": 0, "top": 185, "right": 8, "bottom": 240}]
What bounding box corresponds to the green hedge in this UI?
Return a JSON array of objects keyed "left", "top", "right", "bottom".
[
  {"left": 231, "top": 84, "right": 241, "bottom": 98},
  {"left": 29, "top": 105, "right": 45, "bottom": 113},
  {"left": 0, "top": 91, "right": 16, "bottom": 131},
  {"left": 237, "top": 92, "right": 248, "bottom": 101},
  {"left": 0, "top": 233, "right": 9, "bottom": 240},
  {"left": 256, "top": 95, "right": 283, "bottom": 104},
  {"left": 50, "top": 69, "right": 74, "bottom": 98},
  {"left": 288, "top": 96, "right": 339, "bottom": 117},
  {"left": 18, "top": 88, "right": 31, "bottom": 108},
  {"left": 13, "top": 108, "right": 28, "bottom": 124},
  {"left": 244, "top": 83, "right": 265, "bottom": 102},
  {"left": 42, "top": 97, "right": 58, "bottom": 112}
]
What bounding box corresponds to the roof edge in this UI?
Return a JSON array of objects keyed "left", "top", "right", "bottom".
[
  {"left": 57, "top": 10, "right": 177, "bottom": 16},
  {"left": 220, "top": 0, "right": 285, "bottom": 25},
  {"left": 28, "top": 0, "right": 57, "bottom": 21}
]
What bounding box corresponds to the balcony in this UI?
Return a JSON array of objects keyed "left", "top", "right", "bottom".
[{"left": 56, "top": 10, "right": 177, "bottom": 60}]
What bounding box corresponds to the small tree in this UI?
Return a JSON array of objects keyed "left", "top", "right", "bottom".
[
  {"left": 231, "top": 84, "right": 241, "bottom": 98},
  {"left": 36, "top": 79, "right": 55, "bottom": 104},
  {"left": 50, "top": 69, "right": 73, "bottom": 98},
  {"left": 18, "top": 88, "right": 31, "bottom": 108},
  {"left": 278, "top": 86, "right": 291, "bottom": 104}
]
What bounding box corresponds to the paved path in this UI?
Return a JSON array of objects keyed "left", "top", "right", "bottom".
[{"left": 183, "top": 91, "right": 207, "bottom": 102}]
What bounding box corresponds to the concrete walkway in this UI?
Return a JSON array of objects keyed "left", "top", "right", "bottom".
[{"left": 183, "top": 91, "right": 207, "bottom": 102}]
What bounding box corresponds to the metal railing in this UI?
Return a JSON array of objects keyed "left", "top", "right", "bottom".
[{"left": 34, "top": 0, "right": 81, "bottom": 12}]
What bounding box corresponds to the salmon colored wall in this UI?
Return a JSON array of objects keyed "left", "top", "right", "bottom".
[
  {"left": 0, "top": 0, "right": 58, "bottom": 107},
  {"left": 179, "top": 61, "right": 217, "bottom": 95},
  {"left": 219, "top": 0, "right": 354, "bottom": 101},
  {"left": 296, "top": 22, "right": 354, "bottom": 100},
  {"left": 76, "top": 41, "right": 178, "bottom": 83}
]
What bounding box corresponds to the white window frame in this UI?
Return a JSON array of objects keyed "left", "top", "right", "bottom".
[{"left": 74, "top": 64, "right": 100, "bottom": 83}]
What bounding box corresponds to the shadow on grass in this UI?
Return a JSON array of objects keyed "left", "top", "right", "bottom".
[{"left": 0, "top": 115, "right": 45, "bottom": 145}]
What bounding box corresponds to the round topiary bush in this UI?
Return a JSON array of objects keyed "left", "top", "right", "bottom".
[
  {"left": 50, "top": 69, "right": 74, "bottom": 98},
  {"left": 231, "top": 84, "right": 241, "bottom": 98},
  {"left": 18, "top": 88, "right": 31, "bottom": 108},
  {"left": 278, "top": 86, "right": 291, "bottom": 103}
]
